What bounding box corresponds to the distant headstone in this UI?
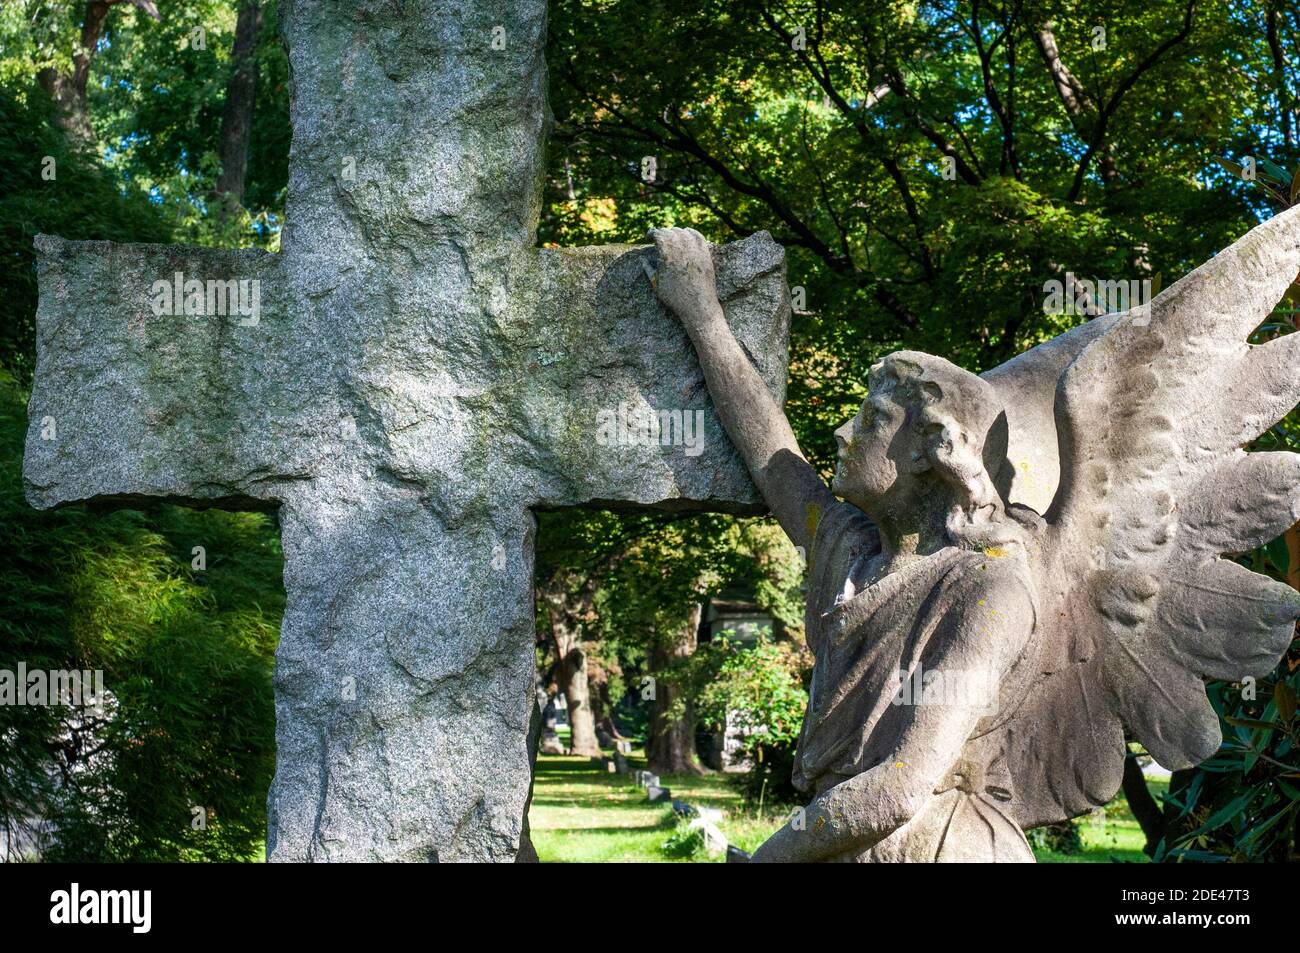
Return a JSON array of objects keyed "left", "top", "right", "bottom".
[
  {"left": 646, "top": 785, "right": 671, "bottom": 804},
  {"left": 689, "top": 818, "right": 728, "bottom": 857},
  {"left": 538, "top": 690, "right": 565, "bottom": 756},
  {"left": 721, "top": 710, "right": 758, "bottom": 772}
]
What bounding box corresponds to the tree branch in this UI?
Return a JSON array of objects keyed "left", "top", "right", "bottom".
[{"left": 1066, "top": 0, "right": 1196, "bottom": 201}]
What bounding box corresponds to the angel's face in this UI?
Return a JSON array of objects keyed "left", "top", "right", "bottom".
[{"left": 831, "top": 365, "right": 928, "bottom": 512}]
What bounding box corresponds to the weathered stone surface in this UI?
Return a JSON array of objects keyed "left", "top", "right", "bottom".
[{"left": 25, "top": 0, "right": 790, "bottom": 862}]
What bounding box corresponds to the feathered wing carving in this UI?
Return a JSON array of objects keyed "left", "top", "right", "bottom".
[{"left": 985, "top": 205, "right": 1300, "bottom": 828}]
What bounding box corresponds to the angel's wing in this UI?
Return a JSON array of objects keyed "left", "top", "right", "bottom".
[{"left": 986, "top": 205, "right": 1300, "bottom": 828}]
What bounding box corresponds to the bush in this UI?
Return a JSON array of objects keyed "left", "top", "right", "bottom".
[
  {"left": 694, "top": 634, "right": 810, "bottom": 807},
  {"left": 1026, "top": 820, "right": 1084, "bottom": 856},
  {"left": 0, "top": 372, "right": 281, "bottom": 861},
  {"left": 659, "top": 819, "right": 706, "bottom": 859},
  {"left": 0, "top": 84, "right": 170, "bottom": 380}
]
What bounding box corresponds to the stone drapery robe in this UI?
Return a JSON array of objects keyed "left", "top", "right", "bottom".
[{"left": 794, "top": 502, "right": 1041, "bottom": 862}]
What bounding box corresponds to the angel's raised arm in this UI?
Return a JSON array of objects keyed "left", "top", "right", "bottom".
[{"left": 648, "top": 228, "right": 835, "bottom": 554}]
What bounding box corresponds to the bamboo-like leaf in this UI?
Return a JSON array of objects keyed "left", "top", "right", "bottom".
[
  {"left": 1261, "top": 157, "right": 1293, "bottom": 182},
  {"left": 1224, "top": 715, "right": 1278, "bottom": 730},
  {"left": 1277, "top": 680, "right": 1297, "bottom": 722},
  {"left": 1188, "top": 790, "right": 1255, "bottom": 837},
  {"left": 1213, "top": 156, "right": 1245, "bottom": 179},
  {"left": 1238, "top": 803, "right": 1290, "bottom": 850}
]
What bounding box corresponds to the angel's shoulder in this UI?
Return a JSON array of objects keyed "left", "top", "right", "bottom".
[
  {"left": 809, "top": 500, "right": 877, "bottom": 563},
  {"left": 947, "top": 548, "right": 1038, "bottom": 621}
]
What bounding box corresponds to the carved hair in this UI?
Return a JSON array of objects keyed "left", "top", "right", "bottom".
[{"left": 879, "top": 352, "right": 1040, "bottom": 551}]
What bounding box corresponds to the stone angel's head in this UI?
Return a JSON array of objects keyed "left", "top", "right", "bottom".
[{"left": 832, "top": 351, "right": 1036, "bottom": 550}]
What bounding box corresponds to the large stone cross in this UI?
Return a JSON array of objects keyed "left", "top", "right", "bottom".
[{"left": 25, "top": 0, "right": 789, "bottom": 861}]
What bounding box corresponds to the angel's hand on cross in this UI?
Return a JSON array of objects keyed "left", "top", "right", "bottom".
[
  {"left": 647, "top": 227, "right": 835, "bottom": 553},
  {"left": 644, "top": 227, "right": 725, "bottom": 332}
]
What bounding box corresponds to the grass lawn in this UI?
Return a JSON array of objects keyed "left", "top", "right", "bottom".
[{"left": 528, "top": 742, "right": 1167, "bottom": 863}]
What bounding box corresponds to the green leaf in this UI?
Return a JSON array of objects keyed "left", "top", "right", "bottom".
[
  {"left": 1265, "top": 535, "right": 1290, "bottom": 575},
  {"left": 1276, "top": 680, "right": 1297, "bottom": 722},
  {"left": 1276, "top": 778, "right": 1300, "bottom": 799},
  {"left": 1260, "top": 157, "right": 1293, "bottom": 183},
  {"left": 1224, "top": 715, "right": 1278, "bottom": 730},
  {"left": 1238, "top": 803, "right": 1291, "bottom": 851},
  {"left": 1188, "top": 789, "right": 1255, "bottom": 838},
  {"left": 1213, "top": 156, "right": 1245, "bottom": 179}
]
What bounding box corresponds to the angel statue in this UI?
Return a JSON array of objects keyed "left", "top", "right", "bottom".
[{"left": 645, "top": 208, "right": 1300, "bottom": 863}]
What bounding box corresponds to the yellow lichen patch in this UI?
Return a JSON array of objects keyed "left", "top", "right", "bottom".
[
  {"left": 804, "top": 501, "right": 822, "bottom": 540},
  {"left": 983, "top": 546, "right": 1009, "bottom": 558}
]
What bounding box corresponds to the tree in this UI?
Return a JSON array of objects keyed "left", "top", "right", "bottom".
[
  {"left": 35, "top": 0, "right": 160, "bottom": 145},
  {"left": 546, "top": 0, "right": 1264, "bottom": 467},
  {"left": 214, "top": 0, "right": 263, "bottom": 211},
  {"left": 538, "top": 567, "right": 605, "bottom": 758},
  {"left": 645, "top": 603, "right": 706, "bottom": 776},
  {"left": 587, "top": 515, "right": 805, "bottom": 776}
]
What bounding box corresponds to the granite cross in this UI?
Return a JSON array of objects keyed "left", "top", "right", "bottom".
[{"left": 24, "top": 0, "right": 789, "bottom": 861}]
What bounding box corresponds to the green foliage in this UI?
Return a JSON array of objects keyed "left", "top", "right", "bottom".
[
  {"left": 695, "top": 635, "right": 809, "bottom": 752},
  {"left": 1026, "top": 819, "right": 1085, "bottom": 856},
  {"left": 546, "top": 0, "right": 1280, "bottom": 469},
  {"left": 0, "top": 84, "right": 169, "bottom": 379},
  {"left": 1156, "top": 661, "right": 1300, "bottom": 863},
  {"left": 87, "top": 0, "right": 290, "bottom": 246},
  {"left": 0, "top": 373, "right": 280, "bottom": 861},
  {"left": 658, "top": 818, "right": 707, "bottom": 859},
  {"left": 0, "top": 1, "right": 289, "bottom": 251},
  {"left": 694, "top": 635, "right": 810, "bottom": 806}
]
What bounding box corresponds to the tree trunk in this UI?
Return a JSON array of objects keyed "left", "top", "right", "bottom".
[
  {"left": 1267, "top": 3, "right": 1294, "bottom": 148},
  {"left": 1032, "top": 21, "right": 1117, "bottom": 186},
  {"left": 1122, "top": 749, "right": 1166, "bottom": 857},
  {"left": 38, "top": 0, "right": 161, "bottom": 147},
  {"left": 646, "top": 604, "right": 704, "bottom": 777},
  {"left": 539, "top": 574, "right": 603, "bottom": 758},
  {"left": 215, "top": 0, "right": 263, "bottom": 207},
  {"left": 556, "top": 638, "right": 602, "bottom": 757},
  {"left": 589, "top": 654, "right": 625, "bottom": 745}
]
